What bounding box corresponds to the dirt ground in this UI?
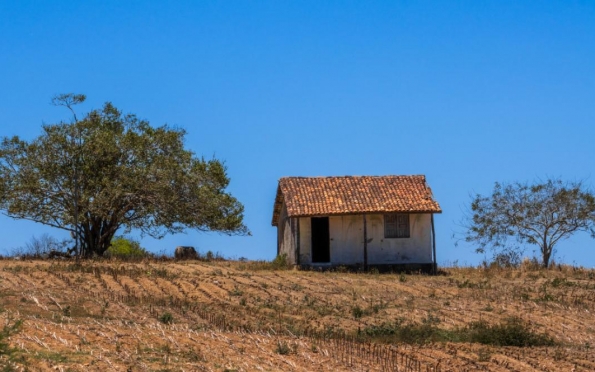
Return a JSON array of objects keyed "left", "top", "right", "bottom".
[{"left": 1, "top": 259, "right": 595, "bottom": 371}]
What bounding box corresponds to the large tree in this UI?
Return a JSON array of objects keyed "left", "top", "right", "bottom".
[
  {"left": 0, "top": 94, "right": 248, "bottom": 257},
  {"left": 464, "top": 178, "right": 595, "bottom": 267}
]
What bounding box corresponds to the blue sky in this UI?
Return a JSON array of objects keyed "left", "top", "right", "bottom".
[{"left": 1, "top": 1, "right": 594, "bottom": 266}]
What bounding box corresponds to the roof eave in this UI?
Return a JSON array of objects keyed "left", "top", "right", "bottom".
[{"left": 286, "top": 209, "right": 442, "bottom": 219}]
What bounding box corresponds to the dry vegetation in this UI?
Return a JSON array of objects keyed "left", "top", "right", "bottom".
[{"left": 1, "top": 258, "right": 595, "bottom": 371}]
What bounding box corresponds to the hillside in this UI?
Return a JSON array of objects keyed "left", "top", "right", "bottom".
[{"left": 1, "top": 259, "right": 595, "bottom": 371}]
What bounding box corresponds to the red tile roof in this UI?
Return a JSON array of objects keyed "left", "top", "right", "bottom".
[{"left": 272, "top": 175, "right": 441, "bottom": 226}]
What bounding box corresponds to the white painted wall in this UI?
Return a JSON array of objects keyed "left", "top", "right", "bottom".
[
  {"left": 366, "top": 213, "right": 432, "bottom": 264},
  {"left": 295, "top": 213, "right": 433, "bottom": 265},
  {"left": 329, "top": 215, "right": 365, "bottom": 265},
  {"left": 299, "top": 217, "right": 311, "bottom": 264}
]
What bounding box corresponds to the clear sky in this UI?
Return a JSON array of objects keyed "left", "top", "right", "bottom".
[{"left": 1, "top": 1, "right": 594, "bottom": 266}]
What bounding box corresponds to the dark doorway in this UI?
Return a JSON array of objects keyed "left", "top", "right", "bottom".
[{"left": 311, "top": 217, "right": 330, "bottom": 263}]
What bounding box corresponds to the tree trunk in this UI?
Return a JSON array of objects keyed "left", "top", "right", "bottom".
[
  {"left": 541, "top": 244, "right": 552, "bottom": 268},
  {"left": 79, "top": 219, "right": 117, "bottom": 257}
]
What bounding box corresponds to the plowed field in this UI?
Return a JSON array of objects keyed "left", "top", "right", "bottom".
[{"left": 1, "top": 259, "right": 594, "bottom": 371}]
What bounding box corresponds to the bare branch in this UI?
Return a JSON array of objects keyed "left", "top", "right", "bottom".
[{"left": 50, "top": 93, "right": 86, "bottom": 122}]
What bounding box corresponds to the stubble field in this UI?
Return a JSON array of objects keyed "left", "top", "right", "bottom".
[{"left": 1, "top": 259, "right": 595, "bottom": 371}]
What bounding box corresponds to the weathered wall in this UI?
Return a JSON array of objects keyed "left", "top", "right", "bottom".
[
  {"left": 366, "top": 213, "right": 432, "bottom": 264},
  {"left": 295, "top": 213, "right": 433, "bottom": 265},
  {"left": 299, "top": 217, "right": 312, "bottom": 264},
  {"left": 277, "top": 204, "right": 298, "bottom": 265},
  {"left": 329, "top": 215, "right": 365, "bottom": 265}
]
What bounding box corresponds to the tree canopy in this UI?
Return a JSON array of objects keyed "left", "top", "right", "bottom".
[
  {"left": 0, "top": 94, "right": 248, "bottom": 257},
  {"left": 463, "top": 178, "right": 595, "bottom": 267}
]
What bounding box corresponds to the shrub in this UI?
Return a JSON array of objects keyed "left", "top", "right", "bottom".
[
  {"left": 464, "top": 317, "right": 555, "bottom": 347},
  {"left": 360, "top": 316, "right": 554, "bottom": 346},
  {"left": 490, "top": 249, "right": 522, "bottom": 269},
  {"left": 235, "top": 254, "right": 290, "bottom": 271},
  {"left": 158, "top": 312, "right": 174, "bottom": 324},
  {"left": 106, "top": 236, "right": 149, "bottom": 259},
  {"left": 12, "top": 234, "right": 71, "bottom": 258},
  {"left": 352, "top": 305, "right": 365, "bottom": 319},
  {"left": 362, "top": 319, "right": 444, "bottom": 344},
  {"left": 229, "top": 286, "right": 243, "bottom": 296},
  {"left": 271, "top": 254, "right": 289, "bottom": 270},
  {"left": 275, "top": 340, "right": 291, "bottom": 355},
  {"left": 197, "top": 250, "right": 226, "bottom": 262},
  {"left": 0, "top": 317, "right": 23, "bottom": 371}
]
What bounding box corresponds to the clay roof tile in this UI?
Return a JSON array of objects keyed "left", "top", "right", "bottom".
[{"left": 271, "top": 175, "right": 441, "bottom": 226}]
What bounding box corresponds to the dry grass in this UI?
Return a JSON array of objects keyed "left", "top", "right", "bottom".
[{"left": 1, "top": 259, "right": 595, "bottom": 371}]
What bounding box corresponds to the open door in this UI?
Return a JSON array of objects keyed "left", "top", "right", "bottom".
[{"left": 311, "top": 217, "right": 330, "bottom": 263}]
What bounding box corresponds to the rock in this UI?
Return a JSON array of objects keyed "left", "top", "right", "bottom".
[{"left": 174, "top": 246, "right": 198, "bottom": 260}]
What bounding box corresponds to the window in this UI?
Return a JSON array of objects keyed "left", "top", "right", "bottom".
[{"left": 384, "top": 213, "right": 410, "bottom": 238}]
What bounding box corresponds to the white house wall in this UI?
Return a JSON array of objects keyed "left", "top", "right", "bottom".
[
  {"left": 366, "top": 213, "right": 432, "bottom": 264},
  {"left": 298, "top": 217, "right": 312, "bottom": 264},
  {"left": 296, "top": 213, "right": 433, "bottom": 265},
  {"left": 329, "top": 215, "right": 365, "bottom": 265}
]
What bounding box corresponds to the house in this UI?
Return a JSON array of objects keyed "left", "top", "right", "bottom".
[{"left": 271, "top": 175, "right": 442, "bottom": 271}]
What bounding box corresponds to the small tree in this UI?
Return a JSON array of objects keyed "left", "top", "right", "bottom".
[
  {"left": 463, "top": 178, "right": 595, "bottom": 267},
  {"left": 0, "top": 94, "right": 249, "bottom": 257}
]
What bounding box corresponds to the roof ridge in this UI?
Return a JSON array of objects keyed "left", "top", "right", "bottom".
[{"left": 279, "top": 174, "right": 426, "bottom": 180}]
